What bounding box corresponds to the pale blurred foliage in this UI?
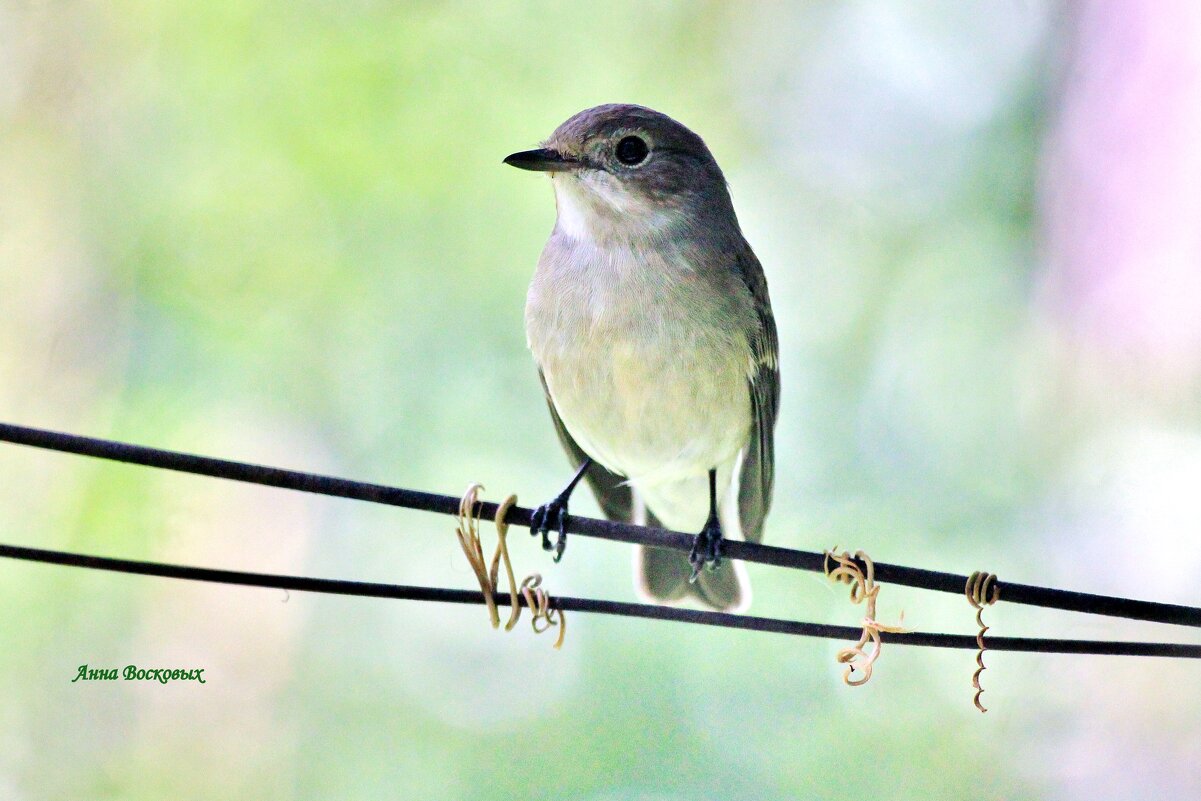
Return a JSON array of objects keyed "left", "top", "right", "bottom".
[{"left": 0, "top": 2, "right": 1198, "bottom": 800}]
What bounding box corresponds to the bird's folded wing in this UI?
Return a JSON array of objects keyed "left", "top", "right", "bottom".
[{"left": 735, "top": 243, "right": 779, "bottom": 544}]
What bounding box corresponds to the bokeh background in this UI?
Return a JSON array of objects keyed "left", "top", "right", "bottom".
[{"left": 2, "top": 1, "right": 1200, "bottom": 798}]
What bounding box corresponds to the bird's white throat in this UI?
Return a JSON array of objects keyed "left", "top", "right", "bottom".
[{"left": 551, "top": 172, "right": 677, "bottom": 244}]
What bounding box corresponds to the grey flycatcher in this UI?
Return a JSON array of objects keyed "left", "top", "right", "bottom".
[{"left": 505, "top": 104, "right": 779, "bottom": 612}]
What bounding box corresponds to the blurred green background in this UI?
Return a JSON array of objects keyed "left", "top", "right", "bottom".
[{"left": 3, "top": 1, "right": 1200, "bottom": 799}]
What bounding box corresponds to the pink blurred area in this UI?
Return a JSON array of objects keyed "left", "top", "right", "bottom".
[{"left": 1041, "top": 0, "right": 1201, "bottom": 373}]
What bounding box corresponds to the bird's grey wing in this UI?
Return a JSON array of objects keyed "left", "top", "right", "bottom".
[
  {"left": 538, "top": 370, "right": 634, "bottom": 522},
  {"left": 735, "top": 242, "right": 779, "bottom": 544}
]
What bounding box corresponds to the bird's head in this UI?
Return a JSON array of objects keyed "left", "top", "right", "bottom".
[{"left": 505, "top": 104, "right": 736, "bottom": 243}]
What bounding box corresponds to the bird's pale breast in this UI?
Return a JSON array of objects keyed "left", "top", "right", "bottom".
[{"left": 526, "top": 236, "right": 753, "bottom": 495}]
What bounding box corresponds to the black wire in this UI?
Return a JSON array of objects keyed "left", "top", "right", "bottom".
[
  {"left": 1, "top": 542, "right": 1197, "bottom": 658},
  {"left": 2, "top": 421, "right": 1200, "bottom": 629}
]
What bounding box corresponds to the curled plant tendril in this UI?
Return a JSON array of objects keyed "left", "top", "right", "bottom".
[
  {"left": 455, "top": 484, "right": 566, "bottom": 649},
  {"left": 965, "top": 571, "right": 1000, "bottom": 713},
  {"left": 824, "top": 547, "right": 907, "bottom": 686},
  {"left": 520, "top": 574, "right": 567, "bottom": 648},
  {"left": 456, "top": 483, "right": 499, "bottom": 628}
]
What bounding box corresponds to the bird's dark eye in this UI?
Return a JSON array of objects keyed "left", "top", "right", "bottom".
[{"left": 615, "top": 136, "right": 649, "bottom": 166}]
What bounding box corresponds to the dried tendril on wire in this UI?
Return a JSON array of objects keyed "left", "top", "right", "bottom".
[
  {"left": 824, "top": 547, "right": 907, "bottom": 686},
  {"left": 455, "top": 484, "right": 565, "bottom": 648},
  {"left": 965, "top": 570, "right": 1000, "bottom": 712}
]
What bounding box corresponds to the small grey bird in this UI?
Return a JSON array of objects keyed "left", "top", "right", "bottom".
[{"left": 505, "top": 104, "right": 779, "bottom": 612}]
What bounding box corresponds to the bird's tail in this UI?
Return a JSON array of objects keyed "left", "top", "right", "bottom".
[
  {"left": 636, "top": 545, "right": 749, "bottom": 612},
  {"left": 633, "top": 505, "right": 750, "bottom": 613}
]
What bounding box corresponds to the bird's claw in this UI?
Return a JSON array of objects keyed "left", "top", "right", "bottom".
[
  {"left": 531, "top": 494, "right": 570, "bottom": 562},
  {"left": 688, "top": 515, "right": 724, "bottom": 583}
]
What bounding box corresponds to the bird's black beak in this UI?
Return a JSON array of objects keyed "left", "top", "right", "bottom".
[{"left": 503, "top": 148, "right": 578, "bottom": 172}]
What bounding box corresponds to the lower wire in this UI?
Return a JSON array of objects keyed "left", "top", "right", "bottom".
[{"left": 0, "top": 542, "right": 1197, "bottom": 658}]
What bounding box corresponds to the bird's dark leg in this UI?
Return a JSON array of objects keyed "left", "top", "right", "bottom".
[
  {"left": 531, "top": 457, "right": 592, "bottom": 563},
  {"left": 689, "top": 468, "right": 723, "bottom": 582}
]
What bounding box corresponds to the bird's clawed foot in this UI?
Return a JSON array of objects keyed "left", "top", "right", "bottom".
[
  {"left": 688, "top": 512, "right": 724, "bottom": 582},
  {"left": 531, "top": 458, "right": 591, "bottom": 564},
  {"left": 530, "top": 492, "right": 570, "bottom": 563}
]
